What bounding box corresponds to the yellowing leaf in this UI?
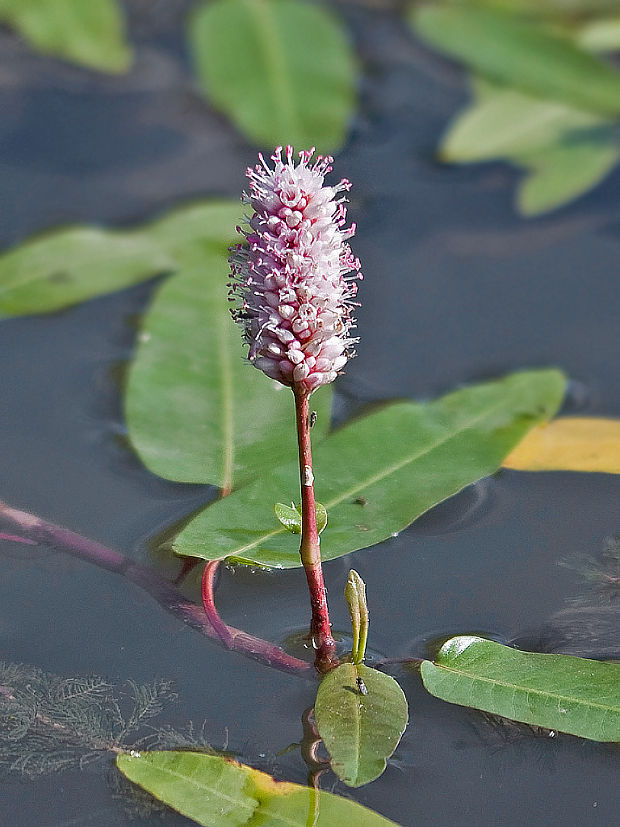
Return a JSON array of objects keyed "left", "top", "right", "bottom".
[{"left": 503, "top": 417, "right": 620, "bottom": 473}]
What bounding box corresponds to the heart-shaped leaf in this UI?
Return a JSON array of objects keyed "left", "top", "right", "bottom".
[
  {"left": 420, "top": 636, "right": 620, "bottom": 742},
  {"left": 173, "top": 369, "right": 565, "bottom": 568},
  {"left": 188, "top": 0, "right": 356, "bottom": 151},
  {"left": 503, "top": 417, "right": 620, "bottom": 473},
  {"left": 125, "top": 255, "right": 332, "bottom": 490},
  {"left": 314, "top": 663, "right": 408, "bottom": 788},
  {"left": 0, "top": 0, "right": 132, "bottom": 73},
  {"left": 411, "top": 5, "right": 620, "bottom": 117},
  {"left": 116, "top": 750, "right": 398, "bottom": 826}
]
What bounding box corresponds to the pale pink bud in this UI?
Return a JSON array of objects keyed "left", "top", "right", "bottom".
[{"left": 229, "top": 146, "right": 361, "bottom": 392}]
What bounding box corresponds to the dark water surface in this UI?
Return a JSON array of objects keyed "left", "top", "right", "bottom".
[{"left": 1, "top": 4, "right": 619, "bottom": 825}]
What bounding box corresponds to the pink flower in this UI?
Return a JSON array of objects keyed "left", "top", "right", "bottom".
[{"left": 229, "top": 146, "right": 362, "bottom": 392}]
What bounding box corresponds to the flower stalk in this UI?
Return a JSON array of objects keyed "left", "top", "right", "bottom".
[{"left": 294, "top": 386, "right": 337, "bottom": 671}]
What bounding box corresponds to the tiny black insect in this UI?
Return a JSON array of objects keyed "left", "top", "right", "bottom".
[
  {"left": 356, "top": 677, "right": 368, "bottom": 696},
  {"left": 309, "top": 410, "right": 317, "bottom": 429}
]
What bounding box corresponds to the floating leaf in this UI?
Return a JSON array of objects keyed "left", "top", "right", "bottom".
[
  {"left": 188, "top": 0, "right": 356, "bottom": 151},
  {"left": 174, "top": 369, "right": 565, "bottom": 568},
  {"left": 0, "top": 0, "right": 132, "bottom": 73},
  {"left": 578, "top": 17, "right": 620, "bottom": 52},
  {"left": 515, "top": 139, "right": 619, "bottom": 215},
  {"left": 411, "top": 5, "right": 620, "bottom": 117},
  {"left": 441, "top": 82, "right": 608, "bottom": 162},
  {"left": 315, "top": 663, "right": 408, "bottom": 788},
  {"left": 503, "top": 417, "right": 620, "bottom": 473},
  {"left": 420, "top": 636, "right": 620, "bottom": 742},
  {"left": 125, "top": 255, "right": 331, "bottom": 490},
  {"left": 274, "top": 502, "right": 328, "bottom": 535},
  {"left": 0, "top": 200, "right": 240, "bottom": 317},
  {"left": 116, "top": 750, "right": 398, "bottom": 826}
]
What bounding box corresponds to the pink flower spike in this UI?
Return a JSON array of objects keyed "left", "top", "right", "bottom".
[{"left": 229, "top": 147, "right": 361, "bottom": 392}]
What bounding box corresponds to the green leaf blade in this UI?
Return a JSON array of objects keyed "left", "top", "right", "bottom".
[
  {"left": 411, "top": 6, "right": 620, "bottom": 117},
  {"left": 188, "top": 0, "right": 356, "bottom": 151},
  {"left": 315, "top": 663, "right": 408, "bottom": 788},
  {"left": 0, "top": 0, "right": 132, "bottom": 73},
  {"left": 125, "top": 255, "right": 332, "bottom": 489},
  {"left": 421, "top": 636, "right": 620, "bottom": 742},
  {"left": 174, "top": 369, "right": 565, "bottom": 567},
  {"left": 116, "top": 750, "right": 399, "bottom": 826}
]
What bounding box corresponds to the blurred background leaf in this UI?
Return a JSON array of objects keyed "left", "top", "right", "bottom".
[
  {"left": 0, "top": 0, "right": 132, "bottom": 73},
  {"left": 188, "top": 0, "right": 357, "bottom": 151}
]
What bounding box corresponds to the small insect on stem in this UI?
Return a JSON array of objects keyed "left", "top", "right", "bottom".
[
  {"left": 356, "top": 676, "right": 368, "bottom": 696},
  {"left": 309, "top": 410, "right": 317, "bottom": 429}
]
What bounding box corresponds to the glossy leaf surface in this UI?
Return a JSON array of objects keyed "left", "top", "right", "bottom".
[
  {"left": 412, "top": 6, "right": 620, "bottom": 117},
  {"left": 503, "top": 417, "right": 620, "bottom": 473},
  {"left": 174, "top": 369, "right": 565, "bottom": 567},
  {"left": 315, "top": 663, "right": 408, "bottom": 788},
  {"left": 0, "top": 200, "right": 240, "bottom": 317},
  {"left": 421, "top": 636, "right": 620, "bottom": 742},
  {"left": 188, "top": 0, "right": 356, "bottom": 151},
  {"left": 116, "top": 750, "right": 398, "bottom": 826},
  {"left": 0, "top": 0, "right": 132, "bottom": 73},
  {"left": 125, "top": 255, "right": 332, "bottom": 489}
]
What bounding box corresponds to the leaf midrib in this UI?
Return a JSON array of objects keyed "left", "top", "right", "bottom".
[
  {"left": 431, "top": 662, "right": 618, "bottom": 715},
  {"left": 228, "top": 395, "right": 512, "bottom": 558}
]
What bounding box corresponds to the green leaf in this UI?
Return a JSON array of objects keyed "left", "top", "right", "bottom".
[
  {"left": 274, "top": 502, "right": 328, "bottom": 535},
  {"left": 188, "top": 0, "right": 356, "bottom": 151},
  {"left": 515, "top": 139, "right": 619, "bottom": 215},
  {"left": 116, "top": 750, "right": 398, "bottom": 826},
  {"left": 0, "top": 200, "right": 240, "bottom": 318},
  {"left": 411, "top": 5, "right": 620, "bottom": 117},
  {"left": 173, "top": 369, "right": 566, "bottom": 568},
  {"left": 421, "top": 636, "right": 620, "bottom": 742},
  {"left": 125, "top": 256, "right": 332, "bottom": 490},
  {"left": 441, "top": 82, "right": 608, "bottom": 162},
  {"left": 0, "top": 0, "right": 132, "bottom": 73},
  {"left": 577, "top": 17, "right": 620, "bottom": 52},
  {"left": 314, "top": 663, "right": 408, "bottom": 788}
]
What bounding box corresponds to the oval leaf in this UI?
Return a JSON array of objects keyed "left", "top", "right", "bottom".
[
  {"left": 441, "top": 84, "right": 608, "bottom": 162},
  {"left": 315, "top": 663, "right": 408, "bottom": 788},
  {"left": 116, "top": 750, "right": 398, "bottom": 826},
  {"left": 503, "top": 417, "right": 620, "bottom": 473},
  {"left": 0, "top": 0, "right": 132, "bottom": 73},
  {"left": 0, "top": 200, "right": 241, "bottom": 317},
  {"left": 515, "top": 140, "right": 619, "bottom": 215},
  {"left": 421, "top": 636, "right": 620, "bottom": 742},
  {"left": 125, "top": 255, "right": 331, "bottom": 490},
  {"left": 188, "top": 0, "right": 356, "bottom": 151},
  {"left": 411, "top": 6, "right": 620, "bottom": 117},
  {"left": 173, "top": 369, "right": 565, "bottom": 568}
]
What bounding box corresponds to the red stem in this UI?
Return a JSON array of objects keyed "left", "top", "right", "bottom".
[
  {"left": 0, "top": 499, "right": 311, "bottom": 676},
  {"left": 201, "top": 561, "right": 233, "bottom": 647},
  {"left": 293, "top": 386, "right": 337, "bottom": 672}
]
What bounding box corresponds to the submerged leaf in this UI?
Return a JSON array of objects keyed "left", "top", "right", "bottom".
[
  {"left": 188, "top": 0, "right": 356, "bottom": 150},
  {"left": 125, "top": 257, "right": 331, "bottom": 489},
  {"left": 0, "top": 0, "right": 132, "bottom": 73},
  {"left": 411, "top": 5, "right": 620, "bottom": 117},
  {"left": 0, "top": 200, "right": 240, "bottom": 317},
  {"left": 315, "top": 663, "right": 408, "bottom": 788},
  {"left": 116, "top": 750, "right": 398, "bottom": 826},
  {"left": 174, "top": 369, "right": 565, "bottom": 568},
  {"left": 503, "top": 417, "right": 620, "bottom": 473},
  {"left": 515, "top": 140, "right": 619, "bottom": 215},
  {"left": 420, "top": 636, "right": 620, "bottom": 742}
]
